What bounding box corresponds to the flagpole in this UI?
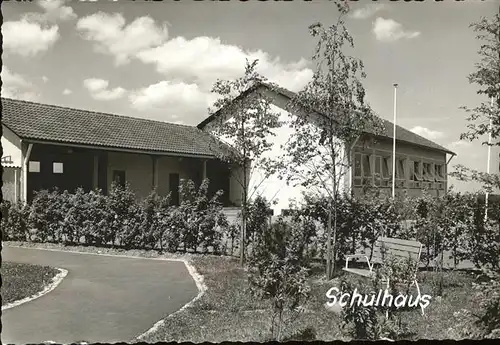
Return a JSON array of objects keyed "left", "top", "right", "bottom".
[
  {"left": 485, "top": 95, "right": 495, "bottom": 223},
  {"left": 392, "top": 84, "right": 398, "bottom": 199}
]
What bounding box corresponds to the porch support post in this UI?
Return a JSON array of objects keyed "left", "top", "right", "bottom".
[
  {"left": 202, "top": 159, "right": 207, "bottom": 181},
  {"left": 14, "top": 168, "right": 18, "bottom": 201},
  {"left": 22, "top": 143, "right": 33, "bottom": 203},
  {"left": 93, "top": 155, "right": 99, "bottom": 190},
  {"left": 152, "top": 156, "right": 159, "bottom": 190}
]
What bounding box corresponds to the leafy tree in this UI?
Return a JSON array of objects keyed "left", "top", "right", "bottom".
[
  {"left": 452, "top": 7, "right": 500, "bottom": 193},
  {"left": 208, "top": 60, "right": 282, "bottom": 265},
  {"left": 275, "top": 1, "right": 383, "bottom": 279}
]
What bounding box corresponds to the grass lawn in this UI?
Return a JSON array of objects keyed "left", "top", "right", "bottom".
[
  {"left": 142, "top": 256, "right": 480, "bottom": 342},
  {"left": 1, "top": 262, "right": 60, "bottom": 306}
]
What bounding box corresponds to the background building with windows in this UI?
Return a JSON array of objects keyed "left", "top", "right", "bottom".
[{"left": 199, "top": 82, "right": 456, "bottom": 213}]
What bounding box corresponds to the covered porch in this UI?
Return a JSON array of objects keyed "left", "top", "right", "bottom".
[{"left": 20, "top": 142, "right": 241, "bottom": 207}]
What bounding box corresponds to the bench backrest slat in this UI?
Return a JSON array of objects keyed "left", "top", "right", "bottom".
[{"left": 371, "top": 237, "right": 422, "bottom": 261}]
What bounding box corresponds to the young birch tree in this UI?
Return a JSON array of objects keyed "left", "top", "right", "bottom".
[
  {"left": 208, "top": 60, "right": 281, "bottom": 265},
  {"left": 275, "top": 1, "right": 383, "bottom": 279},
  {"left": 451, "top": 7, "right": 500, "bottom": 193}
]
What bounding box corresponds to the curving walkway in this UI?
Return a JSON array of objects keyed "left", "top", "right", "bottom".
[{"left": 2, "top": 246, "right": 199, "bottom": 344}]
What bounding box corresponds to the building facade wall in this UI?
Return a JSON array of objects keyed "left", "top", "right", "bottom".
[
  {"left": 1, "top": 126, "right": 22, "bottom": 167},
  {"left": 202, "top": 86, "right": 348, "bottom": 214},
  {"left": 1, "top": 126, "right": 22, "bottom": 202},
  {"left": 490, "top": 145, "right": 500, "bottom": 194},
  {"left": 352, "top": 135, "right": 448, "bottom": 198}
]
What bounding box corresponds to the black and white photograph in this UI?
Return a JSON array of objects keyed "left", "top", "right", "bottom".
[{"left": 1, "top": 0, "right": 500, "bottom": 343}]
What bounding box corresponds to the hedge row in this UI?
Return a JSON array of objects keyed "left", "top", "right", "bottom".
[
  {"left": 285, "top": 189, "right": 500, "bottom": 270},
  {"left": 1, "top": 179, "right": 233, "bottom": 254},
  {"left": 2, "top": 180, "right": 499, "bottom": 269}
]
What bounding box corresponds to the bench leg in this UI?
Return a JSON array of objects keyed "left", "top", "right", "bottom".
[{"left": 385, "top": 277, "right": 390, "bottom": 320}]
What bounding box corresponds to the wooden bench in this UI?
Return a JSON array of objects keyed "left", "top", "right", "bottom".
[
  {"left": 343, "top": 236, "right": 423, "bottom": 280},
  {"left": 343, "top": 237, "right": 424, "bottom": 317}
]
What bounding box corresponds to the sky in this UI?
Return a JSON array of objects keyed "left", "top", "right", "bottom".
[{"left": 1, "top": 0, "right": 498, "bottom": 193}]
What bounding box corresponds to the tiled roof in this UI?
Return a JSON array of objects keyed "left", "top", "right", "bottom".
[
  {"left": 198, "top": 82, "right": 455, "bottom": 155},
  {"left": 1, "top": 97, "right": 224, "bottom": 157},
  {"left": 374, "top": 119, "right": 455, "bottom": 155}
]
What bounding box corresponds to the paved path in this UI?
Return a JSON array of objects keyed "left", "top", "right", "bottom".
[{"left": 2, "top": 246, "right": 199, "bottom": 344}]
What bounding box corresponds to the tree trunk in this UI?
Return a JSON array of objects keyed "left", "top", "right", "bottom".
[
  {"left": 326, "top": 199, "right": 333, "bottom": 280},
  {"left": 332, "top": 161, "right": 338, "bottom": 277},
  {"left": 240, "top": 169, "right": 247, "bottom": 266}
]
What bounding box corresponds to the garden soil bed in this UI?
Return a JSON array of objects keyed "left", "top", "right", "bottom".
[{"left": 1, "top": 261, "right": 60, "bottom": 306}]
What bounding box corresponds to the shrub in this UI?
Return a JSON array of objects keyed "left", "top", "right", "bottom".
[
  {"left": 106, "top": 182, "right": 142, "bottom": 248},
  {"left": 79, "top": 189, "right": 112, "bottom": 246},
  {"left": 247, "top": 217, "right": 311, "bottom": 341},
  {"left": 1, "top": 200, "right": 29, "bottom": 241},
  {"left": 28, "top": 189, "right": 67, "bottom": 243},
  {"left": 339, "top": 277, "right": 380, "bottom": 340},
  {"left": 176, "top": 178, "right": 227, "bottom": 253},
  {"left": 139, "top": 190, "right": 172, "bottom": 250}
]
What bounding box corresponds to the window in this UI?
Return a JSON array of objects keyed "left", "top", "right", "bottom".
[
  {"left": 435, "top": 164, "right": 445, "bottom": 181},
  {"left": 422, "top": 162, "right": 433, "bottom": 181},
  {"left": 396, "top": 158, "right": 406, "bottom": 179},
  {"left": 362, "top": 154, "right": 371, "bottom": 177},
  {"left": 382, "top": 157, "right": 390, "bottom": 178},
  {"left": 28, "top": 161, "right": 40, "bottom": 173},
  {"left": 112, "top": 170, "right": 126, "bottom": 188},
  {"left": 53, "top": 162, "right": 64, "bottom": 174},
  {"left": 354, "top": 153, "right": 362, "bottom": 177},
  {"left": 412, "top": 161, "right": 421, "bottom": 181},
  {"left": 374, "top": 156, "right": 382, "bottom": 177}
]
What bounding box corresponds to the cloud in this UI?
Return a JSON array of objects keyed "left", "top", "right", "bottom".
[
  {"left": 23, "top": 0, "right": 77, "bottom": 23},
  {"left": 449, "top": 140, "right": 473, "bottom": 150},
  {"left": 1, "top": 67, "right": 40, "bottom": 101},
  {"left": 2, "top": 0, "right": 75, "bottom": 57},
  {"left": 350, "top": 4, "right": 385, "bottom": 20},
  {"left": 410, "top": 126, "right": 445, "bottom": 141},
  {"left": 372, "top": 17, "right": 420, "bottom": 42},
  {"left": 62, "top": 88, "right": 73, "bottom": 95},
  {"left": 83, "top": 78, "right": 126, "bottom": 101},
  {"left": 136, "top": 36, "right": 313, "bottom": 92},
  {"left": 2, "top": 19, "right": 59, "bottom": 57},
  {"left": 42, "top": 76, "right": 49, "bottom": 83},
  {"left": 76, "top": 12, "right": 169, "bottom": 65},
  {"left": 129, "top": 80, "right": 217, "bottom": 123}
]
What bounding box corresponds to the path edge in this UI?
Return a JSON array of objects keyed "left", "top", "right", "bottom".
[
  {"left": 135, "top": 258, "right": 207, "bottom": 341},
  {"left": 1, "top": 267, "right": 68, "bottom": 311}
]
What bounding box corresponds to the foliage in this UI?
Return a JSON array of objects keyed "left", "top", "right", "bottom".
[
  {"left": 450, "top": 269, "right": 500, "bottom": 339},
  {"left": 3, "top": 179, "right": 230, "bottom": 255},
  {"left": 1, "top": 200, "right": 29, "bottom": 241},
  {"left": 293, "top": 192, "right": 401, "bottom": 264},
  {"left": 176, "top": 178, "right": 227, "bottom": 253},
  {"left": 339, "top": 277, "right": 379, "bottom": 340},
  {"left": 273, "top": 0, "right": 384, "bottom": 278},
  {"left": 28, "top": 189, "right": 67, "bottom": 243},
  {"left": 106, "top": 182, "right": 143, "bottom": 248},
  {"left": 452, "top": 10, "right": 500, "bottom": 194},
  {"left": 209, "top": 59, "right": 282, "bottom": 264},
  {"left": 247, "top": 217, "right": 311, "bottom": 341},
  {"left": 241, "top": 195, "right": 273, "bottom": 256}
]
